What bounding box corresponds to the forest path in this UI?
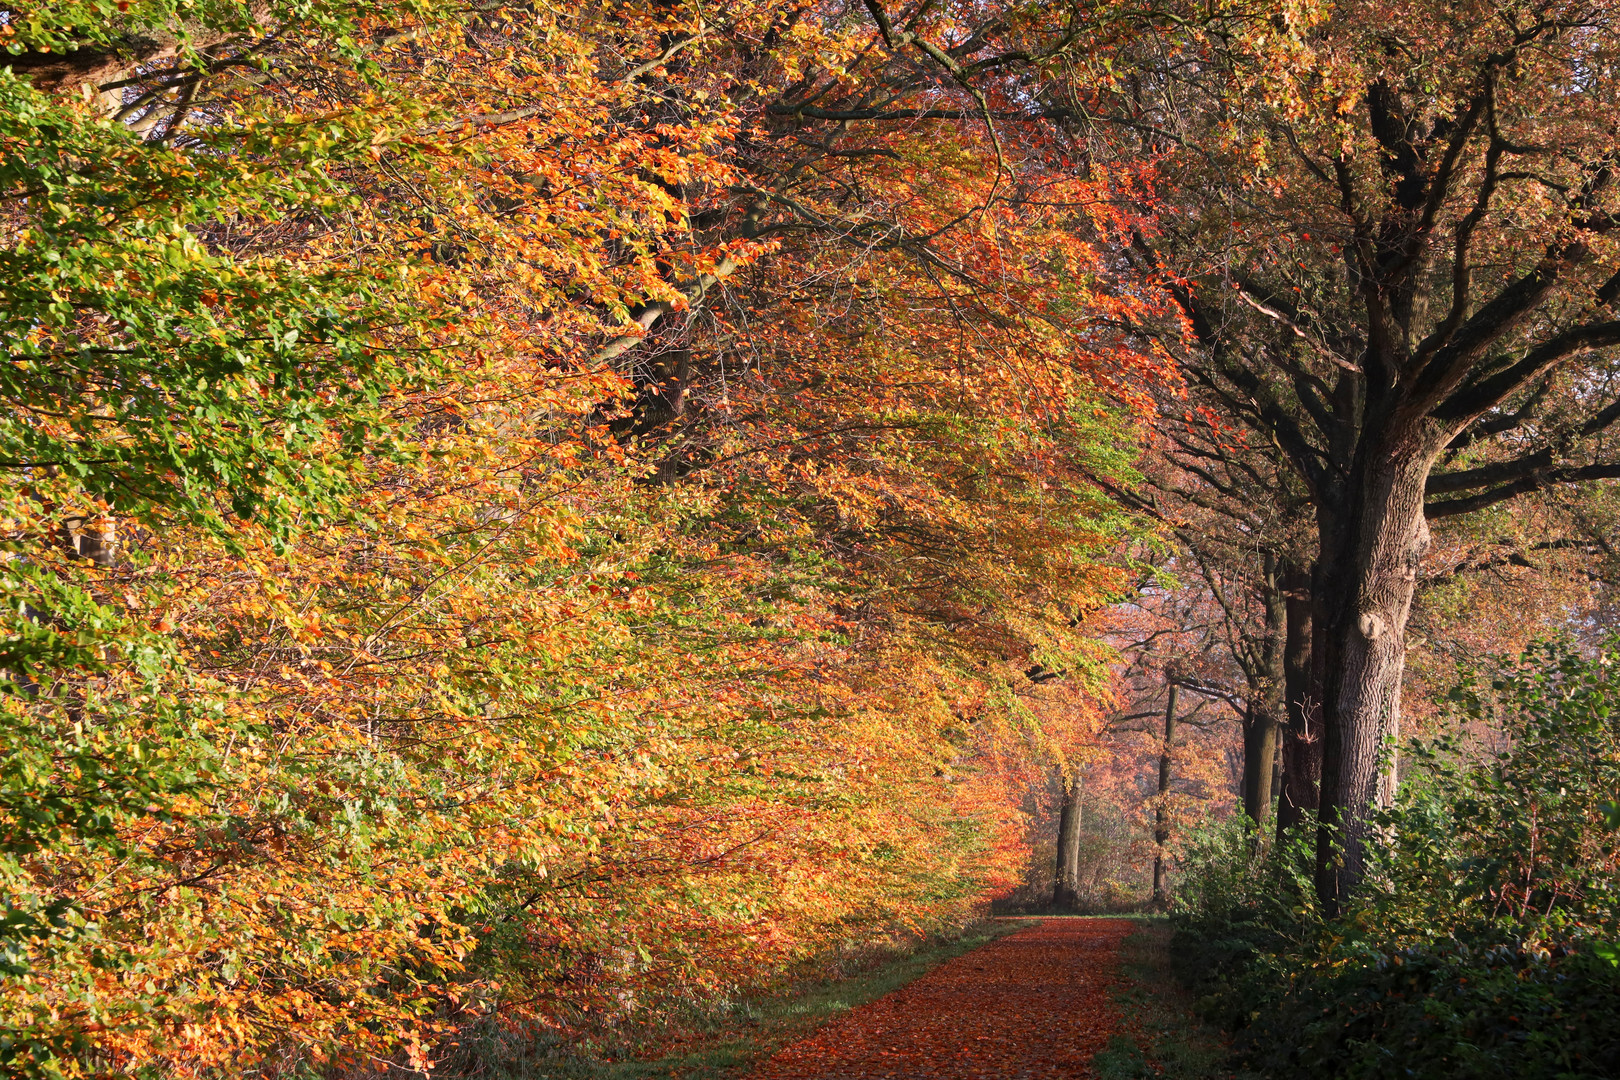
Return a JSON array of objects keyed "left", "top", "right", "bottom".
[{"left": 745, "top": 918, "right": 1134, "bottom": 1080}]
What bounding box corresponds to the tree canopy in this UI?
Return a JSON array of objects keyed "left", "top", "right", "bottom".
[{"left": 4, "top": 0, "right": 1619, "bottom": 1074}]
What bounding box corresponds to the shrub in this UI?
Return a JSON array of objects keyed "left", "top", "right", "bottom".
[{"left": 1173, "top": 638, "right": 1620, "bottom": 1078}]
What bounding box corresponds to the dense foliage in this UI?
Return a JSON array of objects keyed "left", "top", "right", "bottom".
[
  {"left": 7, "top": 0, "right": 1620, "bottom": 1075},
  {"left": 1173, "top": 640, "right": 1620, "bottom": 1078},
  {"left": 0, "top": 0, "right": 1162, "bottom": 1074}
]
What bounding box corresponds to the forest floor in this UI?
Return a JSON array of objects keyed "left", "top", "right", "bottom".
[
  {"left": 552, "top": 917, "right": 1233, "bottom": 1080},
  {"left": 746, "top": 917, "right": 1135, "bottom": 1079}
]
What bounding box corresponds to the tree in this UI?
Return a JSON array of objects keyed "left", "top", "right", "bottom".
[
  {"left": 1094, "top": 580, "right": 1248, "bottom": 901},
  {"left": 1116, "top": 398, "right": 1324, "bottom": 835},
  {"left": 1098, "top": 0, "right": 1620, "bottom": 907},
  {"left": 1151, "top": 681, "right": 1178, "bottom": 905},
  {"left": 2, "top": 0, "right": 1164, "bottom": 1071}
]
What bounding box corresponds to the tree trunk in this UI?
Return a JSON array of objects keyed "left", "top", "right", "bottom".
[
  {"left": 1052, "top": 771, "right": 1083, "bottom": 909},
  {"left": 61, "top": 514, "right": 116, "bottom": 568},
  {"left": 1314, "top": 446, "right": 1431, "bottom": 912},
  {"left": 1242, "top": 705, "right": 1279, "bottom": 827},
  {"left": 1276, "top": 561, "right": 1321, "bottom": 838},
  {"left": 1269, "top": 739, "right": 1282, "bottom": 817},
  {"left": 1152, "top": 683, "right": 1178, "bottom": 907},
  {"left": 1242, "top": 556, "right": 1285, "bottom": 827}
]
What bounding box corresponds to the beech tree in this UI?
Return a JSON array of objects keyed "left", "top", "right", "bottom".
[
  {"left": 2, "top": 0, "right": 1167, "bottom": 1071},
  {"left": 1103, "top": 0, "right": 1620, "bottom": 906}
]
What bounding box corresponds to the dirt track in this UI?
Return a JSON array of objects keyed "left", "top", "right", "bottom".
[{"left": 746, "top": 918, "right": 1134, "bottom": 1079}]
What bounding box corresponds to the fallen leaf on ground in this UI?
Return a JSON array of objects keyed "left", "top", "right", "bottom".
[{"left": 748, "top": 918, "right": 1134, "bottom": 1079}]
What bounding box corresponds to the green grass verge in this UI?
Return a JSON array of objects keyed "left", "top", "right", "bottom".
[{"left": 1091, "top": 920, "right": 1248, "bottom": 1080}]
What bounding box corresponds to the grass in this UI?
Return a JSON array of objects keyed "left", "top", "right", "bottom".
[
  {"left": 1091, "top": 919, "right": 1249, "bottom": 1080},
  {"left": 480, "top": 919, "right": 1034, "bottom": 1080}
]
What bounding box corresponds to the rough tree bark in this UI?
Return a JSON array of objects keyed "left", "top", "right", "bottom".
[{"left": 1314, "top": 446, "right": 1431, "bottom": 907}]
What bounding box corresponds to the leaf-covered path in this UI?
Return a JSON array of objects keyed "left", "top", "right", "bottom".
[{"left": 747, "top": 918, "right": 1134, "bottom": 1079}]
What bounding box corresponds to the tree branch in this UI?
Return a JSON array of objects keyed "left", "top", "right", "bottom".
[
  {"left": 1425, "top": 461, "right": 1620, "bottom": 518},
  {"left": 1432, "top": 318, "right": 1620, "bottom": 424}
]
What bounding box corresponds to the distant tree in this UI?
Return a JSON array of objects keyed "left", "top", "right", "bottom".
[{"left": 1117, "top": 412, "right": 1322, "bottom": 834}]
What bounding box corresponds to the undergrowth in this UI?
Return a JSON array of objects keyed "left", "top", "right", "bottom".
[
  {"left": 1171, "top": 639, "right": 1620, "bottom": 1079},
  {"left": 1093, "top": 920, "right": 1243, "bottom": 1080}
]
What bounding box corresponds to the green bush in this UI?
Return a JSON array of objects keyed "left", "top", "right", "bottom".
[{"left": 1173, "top": 638, "right": 1620, "bottom": 1079}]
